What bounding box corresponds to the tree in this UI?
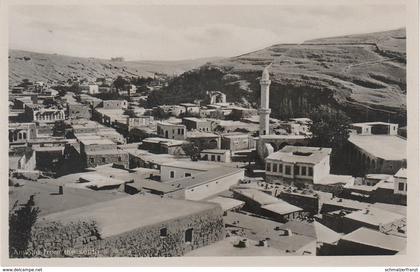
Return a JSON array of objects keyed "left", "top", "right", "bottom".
[
  {"left": 308, "top": 105, "right": 351, "bottom": 174},
  {"left": 9, "top": 196, "right": 40, "bottom": 258},
  {"left": 113, "top": 76, "right": 129, "bottom": 91},
  {"left": 182, "top": 142, "right": 201, "bottom": 161}
]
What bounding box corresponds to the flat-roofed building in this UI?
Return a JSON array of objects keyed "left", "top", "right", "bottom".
[
  {"left": 342, "top": 207, "right": 405, "bottom": 234},
  {"left": 200, "top": 149, "right": 231, "bottom": 163},
  {"left": 221, "top": 133, "right": 256, "bottom": 152},
  {"left": 187, "top": 131, "right": 220, "bottom": 150},
  {"left": 265, "top": 146, "right": 332, "bottom": 186},
  {"left": 27, "top": 195, "right": 225, "bottom": 257},
  {"left": 257, "top": 134, "right": 309, "bottom": 160},
  {"left": 78, "top": 136, "right": 129, "bottom": 168},
  {"left": 25, "top": 105, "right": 65, "bottom": 123},
  {"left": 182, "top": 117, "right": 212, "bottom": 132},
  {"left": 9, "top": 122, "right": 37, "bottom": 146},
  {"left": 350, "top": 122, "right": 399, "bottom": 136},
  {"left": 141, "top": 137, "right": 186, "bottom": 155},
  {"left": 334, "top": 227, "right": 405, "bottom": 255},
  {"left": 166, "top": 166, "right": 245, "bottom": 201},
  {"left": 347, "top": 134, "right": 406, "bottom": 175},
  {"left": 102, "top": 100, "right": 128, "bottom": 110},
  {"left": 157, "top": 122, "right": 186, "bottom": 140},
  {"left": 67, "top": 102, "right": 92, "bottom": 120},
  {"left": 160, "top": 161, "right": 221, "bottom": 182},
  {"left": 232, "top": 188, "right": 305, "bottom": 222}
]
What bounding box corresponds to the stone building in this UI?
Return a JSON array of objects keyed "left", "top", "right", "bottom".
[
  {"left": 160, "top": 161, "right": 221, "bottom": 182},
  {"left": 186, "top": 131, "right": 220, "bottom": 150},
  {"left": 78, "top": 136, "right": 129, "bottom": 168},
  {"left": 182, "top": 117, "right": 212, "bottom": 132},
  {"left": 9, "top": 122, "right": 37, "bottom": 146},
  {"left": 157, "top": 122, "right": 186, "bottom": 140},
  {"left": 26, "top": 195, "right": 225, "bottom": 257},
  {"left": 200, "top": 149, "right": 231, "bottom": 163},
  {"left": 102, "top": 100, "right": 128, "bottom": 110},
  {"left": 67, "top": 102, "right": 92, "bottom": 120},
  {"left": 221, "top": 133, "right": 256, "bottom": 152},
  {"left": 25, "top": 105, "right": 65, "bottom": 124},
  {"left": 265, "top": 146, "right": 332, "bottom": 186},
  {"left": 347, "top": 133, "right": 406, "bottom": 175}
]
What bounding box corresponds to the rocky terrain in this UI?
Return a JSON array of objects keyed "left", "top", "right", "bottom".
[
  {"left": 8, "top": 50, "right": 220, "bottom": 86},
  {"left": 147, "top": 28, "right": 406, "bottom": 124}
]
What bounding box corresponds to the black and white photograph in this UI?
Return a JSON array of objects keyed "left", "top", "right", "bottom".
[{"left": 1, "top": 0, "right": 419, "bottom": 268}]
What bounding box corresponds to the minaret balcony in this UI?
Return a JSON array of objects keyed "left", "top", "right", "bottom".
[
  {"left": 258, "top": 108, "right": 271, "bottom": 114},
  {"left": 259, "top": 79, "right": 271, "bottom": 85}
]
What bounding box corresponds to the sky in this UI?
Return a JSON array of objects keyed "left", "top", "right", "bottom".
[{"left": 9, "top": 4, "right": 406, "bottom": 61}]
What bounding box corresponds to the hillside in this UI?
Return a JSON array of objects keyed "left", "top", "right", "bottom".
[
  {"left": 148, "top": 28, "right": 406, "bottom": 124},
  {"left": 8, "top": 50, "right": 220, "bottom": 86}
]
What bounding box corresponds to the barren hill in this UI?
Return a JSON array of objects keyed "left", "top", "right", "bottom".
[
  {"left": 8, "top": 50, "right": 220, "bottom": 86},
  {"left": 148, "top": 28, "right": 406, "bottom": 124}
]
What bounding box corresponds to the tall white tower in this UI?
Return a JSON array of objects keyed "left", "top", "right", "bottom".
[{"left": 258, "top": 65, "right": 271, "bottom": 135}]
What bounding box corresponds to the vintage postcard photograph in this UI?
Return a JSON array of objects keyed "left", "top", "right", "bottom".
[{"left": 1, "top": 0, "right": 419, "bottom": 268}]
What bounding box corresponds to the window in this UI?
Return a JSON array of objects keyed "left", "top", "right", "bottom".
[
  {"left": 170, "top": 171, "right": 175, "bottom": 178},
  {"left": 278, "top": 164, "right": 282, "bottom": 173},
  {"left": 102, "top": 157, "right": 106, "bottom": 163},
  {"left": 217, "top": 155, "right": 221, "bottom": 162},
  {"left": 185, "top": 228, "right": 193, "bottom": 243},
  {"left": 118, "top": 156, "right": 122, "bottom": 162},
  {"left": 211, "top": 155, "right": 215, "bottom": 161},
  {"left": 301, "top": 166, "right": 307, "bottom": 176},
  {"left": 308, "top": 167, "right": 313, "bottom": 176},
  {"left": 398, "top": 182, "right": 405, "bottom": 191},
  {"left": 285, "top": 165, "right": 291, "bottom": 175},
  {"left": 160, "top": 228, "right": 167, "bottom": 238},
  {"left": 272, "top": 164, "right": 277, "bottom": 172},
  {"left": 294, "top": 165, "right": 299, "bottom": 176},
  {"left": 185, "top": 173, "right": 191, "bottom": 177},
  {"left": 266, "top": 163, "right": 271, "bottom": 172}
]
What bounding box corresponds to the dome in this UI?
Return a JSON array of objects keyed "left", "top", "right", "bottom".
[{"left": 261, "top": 66, "right": 270, "bottom": 80}]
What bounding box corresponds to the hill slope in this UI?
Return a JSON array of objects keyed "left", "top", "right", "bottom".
[
  {"left": 148, "top": 28, "right": 406, "bottom": 124},
  {"left": 8, "top": 50, "right": 220, "bottom": 86}
]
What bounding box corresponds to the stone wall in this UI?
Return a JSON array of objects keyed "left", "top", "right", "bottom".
[{"left": 25, "top": 206, "right": 225, "bottom": 257}]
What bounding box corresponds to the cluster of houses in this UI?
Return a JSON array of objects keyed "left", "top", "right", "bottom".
[{"left": 8, "top": 67, "right": 408, "bottom": 257}]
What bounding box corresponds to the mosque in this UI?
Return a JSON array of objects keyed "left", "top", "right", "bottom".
[{"left": 256, "top": 65, "right": 309, "bottom": 160}]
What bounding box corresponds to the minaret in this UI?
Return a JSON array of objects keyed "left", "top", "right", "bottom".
[{"left": 259, "top": 65, "right": 271, "bottom": 136}]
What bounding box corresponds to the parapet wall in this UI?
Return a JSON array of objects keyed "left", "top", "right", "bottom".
[{"left": 24, "top": 205, "right": 225, "bottom": 257}]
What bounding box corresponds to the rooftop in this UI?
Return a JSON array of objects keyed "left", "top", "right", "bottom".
[
  {"left": 40, "top": 195, "right": 220, "bottom": 238},
  {"left": 261, "top": 201, "right": 303, "bottom": 215},
  {"left": 344, "top": 207, "right": 405, "bottom": 226},
  {"left": 162, "top": 160, "right": 221, "bottom": 171},
  {"left": 224, "top": 212, "right": 315, "bottom": 252},
  {"left": 232, "top": 188, "right": 279, "bottom": 206},
  {"left": 317, "top": 174, "right": 354, "bottom": 185},
  {"left": 266, "top": 146, "right": 332, "bottom": 164},
  {"left": 348, "top": 135, "right": 406, "bottom": 160},
  {"left": 79, "top": 137, "right": 116, "bottom": 146},
  {"left": 201, "top": 149, "right": 230, "bottom": 154},
  {"left": 165, "top": 166, "right": 244, "bottom": 190},
  {"left": 142, "top": 137, "right": 185, "bottom": 146},
  {"left": 186, "top": 131, "right": 219, "bottom": 138},
  {"left": 9, "top": 180, "right": 124, "bottom": 216},
  {"left": 314, "top": 221, "right": 342, "bottom": 245},
  {"left": 206, "top": 196, "right": 245, "bottom": 212},
  {"left": 185, "top": 236, "right": 286, "bottom": 256},
  {"left": 340, "top": 227, "right": 406, "bottom": 252}
]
